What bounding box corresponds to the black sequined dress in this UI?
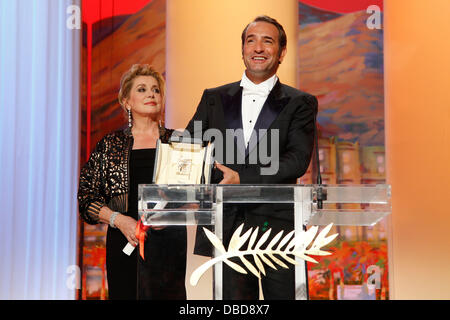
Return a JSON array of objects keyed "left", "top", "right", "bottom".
[{"left": 106, "top": 148, "right": 187, "bottom": 300}]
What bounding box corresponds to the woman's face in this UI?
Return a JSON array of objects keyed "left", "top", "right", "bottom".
[{"left": 125, "top": 75, "right": 163, "bottom": 119}]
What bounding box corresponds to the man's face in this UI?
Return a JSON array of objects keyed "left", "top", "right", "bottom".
[{"left": 242, "top": 21, "right": 287, "bottom": 84}]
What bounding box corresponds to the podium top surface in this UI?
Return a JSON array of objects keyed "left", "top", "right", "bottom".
[
  {"left": 138, "top": 184, "right": 391, "bottom": 227},
  {"left": 138, "top": 184, "right": 390, "bottom": 203}
]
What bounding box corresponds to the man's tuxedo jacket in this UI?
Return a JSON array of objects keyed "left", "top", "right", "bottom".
[{"left": 186, "top": 79, "right": 318, "bottom": 256}]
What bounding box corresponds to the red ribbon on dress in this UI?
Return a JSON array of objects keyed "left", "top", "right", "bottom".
[{"left": 135, "top": 217, "right": 151, "bottom": 260}]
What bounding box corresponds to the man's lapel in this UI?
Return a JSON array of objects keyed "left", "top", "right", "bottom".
[
  {"left": 246, "top": 80, "right": 290, "bottom": 158},
  {"left": 222, "top": 83, "right": 247, "bottom": 160},
  {"left": 223, "top": 83, "right": 243, "bottom": 131}
]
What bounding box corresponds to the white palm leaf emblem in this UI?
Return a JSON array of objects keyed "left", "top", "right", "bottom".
[{"left": 190, "top": 223, "right": 338, "bottom": 286}]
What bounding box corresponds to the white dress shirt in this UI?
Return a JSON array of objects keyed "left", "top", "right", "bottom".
[{"left": 240, "top": 72, "right": 278, "bottom": 146}]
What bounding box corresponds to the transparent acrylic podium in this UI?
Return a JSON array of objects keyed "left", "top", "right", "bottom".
[{"left": 138, "top": 184, "right": 391, "bottom": 300}]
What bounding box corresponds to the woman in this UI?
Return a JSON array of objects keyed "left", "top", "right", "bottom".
[{"left": 78, "top": 64, "right": 187, "bottom": 300}]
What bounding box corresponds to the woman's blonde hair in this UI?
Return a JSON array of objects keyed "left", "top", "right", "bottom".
[{"left": 118, "top": 64, "right": 165, "bottom": 122}]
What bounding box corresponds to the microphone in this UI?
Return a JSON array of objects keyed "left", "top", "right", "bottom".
[
  {"left": 198, "top": 139, "right": 213, "bottom": 212},
  {"left": 200, "top": 141, "right": 209, "bottom": 185},
  {"left": 313, "top": 107, "right": 327, "bottom": 209}
]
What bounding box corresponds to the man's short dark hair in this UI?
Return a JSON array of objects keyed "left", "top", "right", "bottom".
[{"left": 241, "top": 15, "right": 287, "bottom": 51}]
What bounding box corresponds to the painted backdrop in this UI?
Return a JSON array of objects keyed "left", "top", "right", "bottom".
[
  {"left": 79, "top": 0, "right": 388, "bottom": 300},
  {"left": 298, "top": 0, "right": 388, "bottom": 299},
  {"left": 80, "top": 0, "right": 164, "bottom": 299}
]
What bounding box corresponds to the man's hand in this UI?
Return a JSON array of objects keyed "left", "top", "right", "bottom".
[{"left": 215, "top": 162, "right": 240, "bottom": 184}]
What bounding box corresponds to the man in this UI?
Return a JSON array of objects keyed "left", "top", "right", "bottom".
[{"left": 186, "top": 15, "right": 318, "bottom": 299}]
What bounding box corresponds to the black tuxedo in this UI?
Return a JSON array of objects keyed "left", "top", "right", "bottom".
[{"left": 186, "top": 79, "right": 317, "bottom": 299}]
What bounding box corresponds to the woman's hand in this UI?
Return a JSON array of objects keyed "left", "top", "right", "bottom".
[{"left": 114, "top": 214, "right": 138, "bottom": 246}]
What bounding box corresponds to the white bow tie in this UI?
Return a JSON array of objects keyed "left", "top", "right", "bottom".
[{"left": 241, "top": 78, "right": 271, "bottom": 97}]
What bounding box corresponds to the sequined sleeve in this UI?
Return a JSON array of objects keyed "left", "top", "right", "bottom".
[{"left": 77, "top": 138, "right": 108, "bottom": 224}]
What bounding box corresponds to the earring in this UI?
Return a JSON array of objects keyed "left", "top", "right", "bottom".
[{"left": 127, "top": 109, "right": 132, "bottom": 128}]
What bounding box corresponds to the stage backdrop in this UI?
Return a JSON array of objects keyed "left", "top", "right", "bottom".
[
  {"left": 80, "top": 0, "right": 164, "bottom": 299},
  {"left": 79, "top": 0, "right": 388, "bottom": 300},
  {"left": 298, "top": 0, "right": 388, "bottom": 299}
]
